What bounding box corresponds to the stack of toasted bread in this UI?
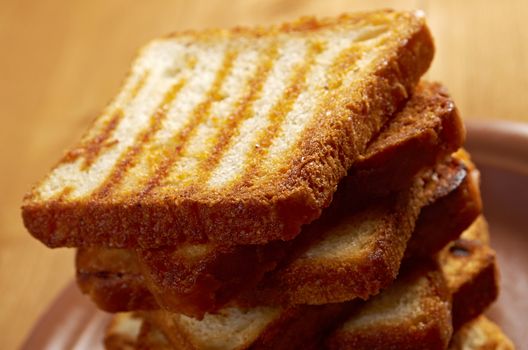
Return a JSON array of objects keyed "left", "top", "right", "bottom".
[{"left": 22, "top": 10, "right": 514, "bottom": 349}]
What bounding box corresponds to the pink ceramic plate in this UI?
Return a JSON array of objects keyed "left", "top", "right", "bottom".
[{"left": 21, "top": 120, "right": 528, "bottom": 349}]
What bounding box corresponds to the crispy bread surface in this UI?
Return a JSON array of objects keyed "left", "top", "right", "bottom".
[
  {"left": 325, "top": 262, "right": 452, "bottom": 350},
  {"left": 76, "top": 80, "right": 468, "bottom": 316},
  {"left": 346, "top": 81, "right": 464, "bottom": 198},
  {"left": 23, "top": 10, "right": 434, "bottom": 248},
  {"left": 405, "top": 151, "right": 481, "bottom": 258},
  {"left": 76, "top": 154, "right": 469, "bottom": 315},
  {"left": 439, "top": 216, "right": 498, "bottom": 330},
  {"left": 76, "top": 248, "right": 158, "bottom": 312}
]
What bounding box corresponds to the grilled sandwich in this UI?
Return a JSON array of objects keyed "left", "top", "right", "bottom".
[{"left": 22, "top": 10, "right": 434, "bottom": 248}]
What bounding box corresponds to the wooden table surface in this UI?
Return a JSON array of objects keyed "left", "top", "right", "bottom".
[{"left": 1, "top": 0, "right": 527, "bottom": 348}]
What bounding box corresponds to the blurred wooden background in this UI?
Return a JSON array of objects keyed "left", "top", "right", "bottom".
[{"left": 1, "top": 0, "right": 527, "bottom": 347}]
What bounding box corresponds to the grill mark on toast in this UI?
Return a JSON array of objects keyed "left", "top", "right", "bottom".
[
  {"left": 324, "top": 44, "right": 364, "bottom": 92},
  {"left": 49, "top": 186, "right": 74, "bottom": 202},
  {"left": 274, "top": 43, "right": 364, "bottom": 186},
  {"left": 196, "top": 42, "right": 280, "bottom": 185},
  {"left": 63, "top": 109, "right": 124, "bottom": 170},
  {"left": 137, "top": 49, "right": 239, "bottom": 197},
  {"left": 233, "top": 41, "right": 324, "bottom": 190},
  {"left": 129, "top": 70, "right": 150, "bottom": 100},
  {"left": 92, "top": 80, "right": 186, "bottom": 199},
  {"left": 62, "top": 71, "right": 150, "bottom": 171}
]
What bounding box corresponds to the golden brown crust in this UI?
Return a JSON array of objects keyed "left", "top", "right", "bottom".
[
  {"left": 250, "top": 304, "right": 353, "bottom": 350},
  {"left": 439, "top": 227, "right": 499, "bottom": 330},
  {"left": 326, "top": 307, "right": 452, "bottom": 350},
  {"left": 269, "top": 11, "right": 435, "bottom": 233},
  {"left": 246, "top": 200, "right": 414, "bottom": 304},
  {"left": 135, "top": 81, "right": 464, "bottom": 315},
  {"left": 325, "top": 265, "right": 452, "bottom": 350},
  {"left": 137, "top": 240, "right": 290, "bottom": 318},
  {"left": 405, "top": 157, "right": 482, "bottom": 259},
  {"left": 347, "top": 81, "right": 465, "bottom": 198},
  {"left": 324, "top": 218, "right": 499, "bottom": 350},
  {"left": 22, "top": 10, "right": 435, "bottom": 249},
  {"left": 77, "top": 159, "right": 466, "bottom": 317},
  {"left": 76, "top": 248, "right": 158, "bottom": 312}
]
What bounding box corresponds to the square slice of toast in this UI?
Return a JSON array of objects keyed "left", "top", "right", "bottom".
[{"left": 23, "top": 10, "right": 434, "bottom": 248}]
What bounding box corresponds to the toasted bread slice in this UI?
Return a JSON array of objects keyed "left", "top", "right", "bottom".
[
  {"left": 346, "top": 81, "right": 464, "bottom": 199},
  {"left": 103, "top": 216, "right": 497, "bottom": 350},
  {"left": 449, "top": 316, "right": 515, "bottom": 350},
  {"left": 439, "top": 216, "right": 498, "bottom": 330},
  {"left": 325, "top": 262, "right": 452, "bottom": 350},
  {"left": 325, "top": 215, "right": 498, "bottom": 349},
  {"left": 23, "top": 10, "right": 434, "bottom": 249},
  {"left": 76, "top": 248, "right": 158, "bottom": 312},
  {"left": 77, "top": 152, "right": 479, "bottom": 315},
  {"left": 405, "top": 149, "right": 481, "bottom": 258}
]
